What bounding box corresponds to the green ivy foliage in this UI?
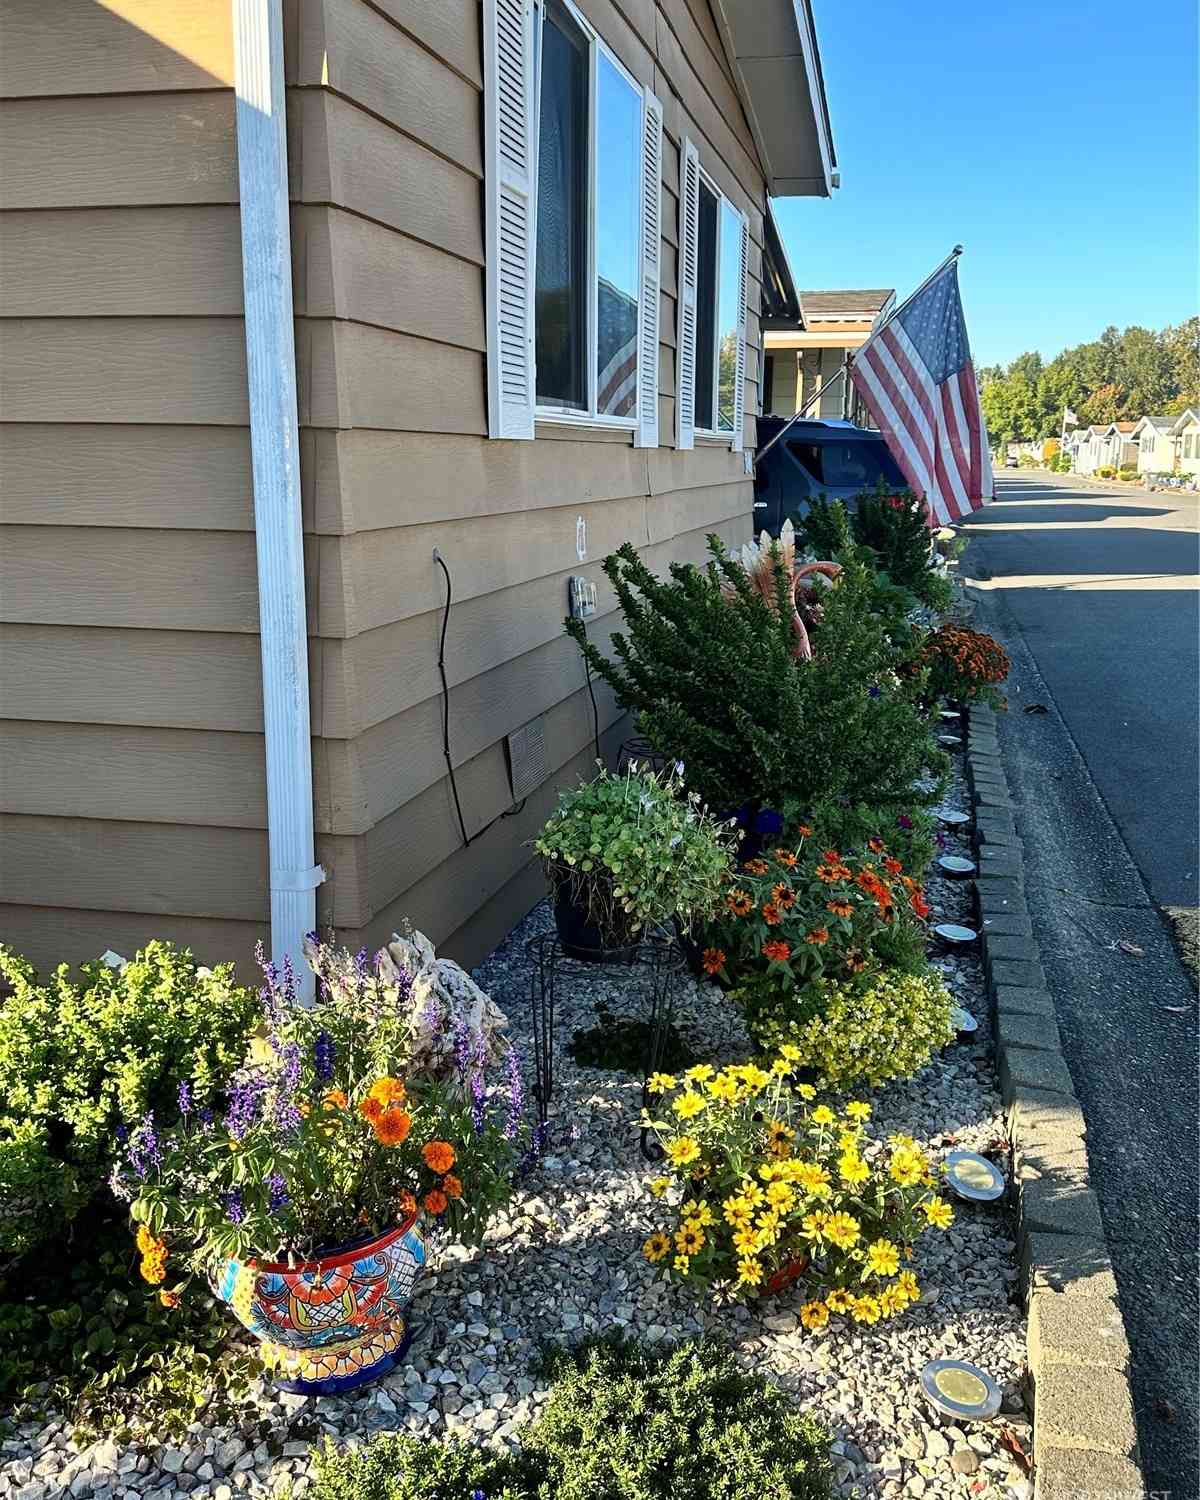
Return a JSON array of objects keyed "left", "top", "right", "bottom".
[
  {"left": 307, "top": 1338, "right": 834, "bottom": 1500},
  {"left": 0, "top": 941, "right": 261, "bottom": 1255}
]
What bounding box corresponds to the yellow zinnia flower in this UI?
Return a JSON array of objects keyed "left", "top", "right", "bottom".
[
  {"left": 681, "top": 1198, "right": 714, "bottom": 1226},
  {"left": 825, "top": 1287, "right": 854, "bottom": 1313},
  {"left": 866, "top": 1238, "right": 901, "bottom": 1277},
  {"left": 799, "top": 1300, "right": 829, "bottom": 1330},
  {"left": 838, "top": 1153, "right": 870, "bottom": 1187},
  {"left": 778, "top": 1044, "right": 802, "bottom": 1062},
  {"left": 879, "top": 1283, "right": 907, "bottom": 1317},
  {"left": 801, "top": 1211, "right": 830, "bottom": 1242},
  {"left": 673, "top": 1091, "right": 706, "bottom": 1120},
  {"left": 643, "top": 1232, "right": 671, "bottom": 1263},
  {"left": 673, "top": 1253, "right": 690, "bottom": 1274},
  {"left": 723, "top": 1195, "right": 753, "bottom": 1227},
  {"left": 889, "top": 1147, "right": 925, "bottom": 1187},
  {"left": 676, "top": 1220, "right": 705, "bottom": 1255},
  {"left": 736, "top": 1257, "right": 763, "bottom": 1286},
  {"left": 684, "top": 1064, "right": 714, "bottom": 1083},
  {"left": 824, "top": 1212, "right": 861, "bottom": 1249},
  {"left": 647, "top": 1072, "right": 676, "bottom": 1094},
  {"left": 811, "top": 1105, "right": 835, "bottom": 1127},
  {"left": 845, "top": 1101, "right": 872, "bottom": 1122},
  {"left": 851, "top": 1294, "right": 881, "bottom": 1324},
  {"left": 922, "top": 1196, "right": 955, "bottom": 1229},
  {"left": 896, "top": 1270, "right": 920, "bottom": 1303},
  {"left": 732, "top": 1226, "right": 759, "bottom": 1254},
  {"left": 797, "top": 1083, "right": 817, "bottom": 1101},
  {"left": 706, "top": 1073, "right": 739, "bottom": 1104},
  {"left": 765, "top": 1181, "right": 796, "bottom": 1210},
  {"left": 665, "top": 1136, "right": 701, "bottom": 1166},
  {"left": 794, "top": 1162, "right": 832, "bottom": 1197},
  {"left": 648, "top": 1176, "right": 670, "bottom": 1198}
]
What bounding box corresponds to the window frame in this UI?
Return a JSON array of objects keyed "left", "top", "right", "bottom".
[
  {"left": 533, "top": 0, "right": 644, "bottom": 432},
  {"left": 693, "top": 165, "right": 740, "bottom": 441}
]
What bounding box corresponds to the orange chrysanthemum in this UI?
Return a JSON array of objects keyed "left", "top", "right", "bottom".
[
  {"left": 826, "top": 899, "right": 854, "bottom": 919},
  {"left": 805, "top": 927, "right": 830, "bottom": 945},
  {"left": 373, "top": 1108, "right": 412, "bottom": 1146},
  {"left": 422, "top": 1140, "right": 456, "bottom": 1174},
  {"left": 424, "top": 1189, "right": 448, "bottom": 1216},
  {"left": 701, "top": 947, "right": 726, "bottom": 975},
  {"left": 762, "top": 939, "right": 791, "bottom": 962},
  {"left": 442, "top": 1173, "right": 464, "bottom": 1200}
]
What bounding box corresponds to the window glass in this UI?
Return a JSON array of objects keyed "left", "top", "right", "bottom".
[
  {"left": 594, "top": 54, "right": 641, "bottom": 417},
  {"left": 716, "top": 199, "right": 741, "bottom": 432},
  {"left": 788, "top": 439, "right": 906, "bottom": 488},
  {"left": 694, "top": 182, "right": 718, "bottom": 430},
  {"left": 535, "top": 5, "right": 589, "bottom": 410}
]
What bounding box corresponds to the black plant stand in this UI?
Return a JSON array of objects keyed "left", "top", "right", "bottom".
[{"left": 524, "top": 932, "right": 687, "bottom": 1161}]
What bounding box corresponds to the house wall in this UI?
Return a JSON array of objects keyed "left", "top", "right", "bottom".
[
  {"left": 0, "top": 0, "right": 288, "bottom": 972},
  {"left": 1178, "top": 422, "right": 1200, "bottom": 476},
  {"left": 297, "top": 0, "right": 766, "bottom": 968}
]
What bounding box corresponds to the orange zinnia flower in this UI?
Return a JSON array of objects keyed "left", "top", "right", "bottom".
[
  {"left": 762, "top": 903, "right": 782, "bottom": 926},
  {"left": 701, "top": 947, "right": 726, "bottom": 975},
  {"left": 369, "top": 1076, "right": 407, "bottom": 1106},
  {"left": 771, "top": 882, "right": 796, "bottom": 909},
  {"left": 774, "top": 849, "right": 799, "bottom": 867},
  {"left": 868, "top": 837, "right": 885, "bottom": 854},
  {"left": 358, "top": 1095, "right": 384, "bottom": 1124},
  {"left": 322, "top": 1088, "right": 348, "bottom": 1111},
  {"left": 442, "top": 1173, "right": 464, "bottom": 1199},
  {"left": 744, "top": 858, "right": 769, "bottom": 875},
  {"left": 805, "top": 927, "right": 829, "bottom": 945},
  {"left": 821, "top": 849, "right": 842, "bottom": 863},
  {"left": 762, "top": 939, "right": 791, "bottom": 962},
  {"left": 910, "top": 892, "right": 931, "bottom": 920},
  {"left": 844, "top": 949, "right": 867, "bottom": 972},
  {"left": 424, "top": 1188, "right": 448, "bottom": 1215},
  {"left": 374, "top": 1108, "right": 412, "bottom": 1146},
  {"left": 815, "top": 863, "right": 840, "bottom": 884},
  {"left": 826, "top": 900, "right": 853, "bottom": 919},
  {"left": 883, "top": 857, "right": 903, "bottom": 876},
  {"left": 422, "top": 1140, "right": 456, "bottom": 1174},
  {"left": 796, "top": 824, "right": 813, "bottom": 838},
  {"left": 725, "top": 888, "right": 753, "bottom": 916}
]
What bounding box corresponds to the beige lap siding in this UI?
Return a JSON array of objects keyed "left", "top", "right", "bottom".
[{"left": 0, "top": 0, "right": 769, "bottom": 976}]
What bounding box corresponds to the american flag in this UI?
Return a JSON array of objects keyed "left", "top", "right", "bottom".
[{"left": 850, "top": 260, "right": 992, "bottom": 524}]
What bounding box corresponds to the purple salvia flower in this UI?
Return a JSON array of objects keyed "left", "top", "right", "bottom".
[
  {"left": 267, "top": 1173, "right": 289, "bottom": 1213},
  {"left": 503, "top": 1047, "right": 524, "bottom": 1140},
  {"left": 127, "top": 1112, "right": 161, "bottom": 1179},
  {"left": 177, "top": 1080, "right": 192, "bottom": 1116},
  {"left": 314, "top": 1030, "right": 335, "bottom": 1082},
  {"left": 469, "top": 1031, "right": 487, "bottom": 1134},
  {"left": 225, "top": 1073, "right": 267, "bottom": 1140},
  {"left": 355, "top": 947, "right": 370, "bottom": 978},
  {"left": 225, "top": 1188, "right": 245, "bottom": 1225},
  {"left": 199, "top": 1106, "right": 214, "bottom": 1129},
  {"left": 452, "top": 1020, "right": 472, "bottom": 1078}
]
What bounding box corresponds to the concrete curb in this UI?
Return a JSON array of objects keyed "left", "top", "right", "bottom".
[{"left": 966, "top": 703, "right": 1146, "bottom": 1500}]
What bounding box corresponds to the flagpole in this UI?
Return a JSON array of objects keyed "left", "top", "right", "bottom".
[{"left": 753, "top": 246, "right": 964, "bottom": 474}]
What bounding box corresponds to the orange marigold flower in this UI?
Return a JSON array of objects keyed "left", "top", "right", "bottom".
[
  {"left": 442, "top": 1173, "right": 464, "bottom": 1200},
  {"left": 135, "top": 1224, "right": 157, "bottom": 1255},
  {"left": 422, "top": 1140, "right": 457, "bottom": 1174},
  {"left": 139, "top": 1252, "right": 167, "bottom": 1286},
  {"left": 369, "top": 1076, "right": 407, "bottom": 1106},
  {"left": 826, "top": 900, "right": 854, "bottom": 919},
  {"left": 762, "top": 939, "right": 791, "bottom": 962},
  {"left": 424, "top": 1188, "right": 448, "bottom": 1216},
  {"left": 322, "top": 1088, "right": 349, "bottom": 1111},
  {"left": 883, "top": 857, "right": 903, "bottom": 876},
  {"left": 725, "top": 888, "right": 753, "bottom": 916},
  {"left": 868, "top": 837, "right": 886, "bottom": 854},
  {"left": 805, "top": 927, "right": 830, "bottom": 945},
  {"left": 701, "top": 947, "right": 726, "bottom": 975},
  {"left": 774, "top": 849, "right": 799, "bottom": 867},
  {"left": 762, "top": 903, "right": 782, "bottom": 926},
  {"left": 359, "top": 1095, "right": 384, "bottom": 1124},
  {"left": 159, "top": 1289, "right": 181, "bottom": 1309},
  {"left": 744, "top": 858, "right": 769, "bottom": 875},
  {"left": 373, "top": 1108, "right": 413, "bottom": 1147}
]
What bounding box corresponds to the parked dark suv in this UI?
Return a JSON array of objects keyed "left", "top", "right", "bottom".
[{"left": 753, "top": 416, "right": 907, "bottom": 537}]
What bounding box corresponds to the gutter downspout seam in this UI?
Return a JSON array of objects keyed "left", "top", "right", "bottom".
[{"left": 232, "top": 0, "right": 323, "bottom": 1001}]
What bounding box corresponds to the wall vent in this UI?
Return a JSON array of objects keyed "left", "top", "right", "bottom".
[{"left": 506, "top": 716, "right": 548, "bottom": 801}]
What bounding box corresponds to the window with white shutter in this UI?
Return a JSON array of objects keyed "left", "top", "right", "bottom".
[
  {"left": 675, "top": 140, "right": 750, "bottom": 454},
  {"left": 484, "top": 0, "right": 662, "bottom": 441}
]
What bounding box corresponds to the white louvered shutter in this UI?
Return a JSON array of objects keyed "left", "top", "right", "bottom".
[
  {"left": 483, "top": 0, "right": 539, "bottom": 440},
  {"left": 730, "top": 208, "right": 749, "bottom": 452},
  {"left": 675, "top": 137, "right": 700, "bottom": 451},
  {"left": 634, "top": 90, "right": 663, "bottom": 449}
]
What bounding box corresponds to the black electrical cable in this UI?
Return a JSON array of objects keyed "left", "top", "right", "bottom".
[
  {"left": 580, "top": 620, "right": 602, "bottom": 763},
  {"left": 433, "top": 549, "right": 472, "bottom": 849}
]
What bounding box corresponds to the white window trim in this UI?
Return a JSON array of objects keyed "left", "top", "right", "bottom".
[
  {"left": 531, "top": 0, "right": 651, "bottom": 435},
  {"left": 676, "top": 138, "right": 749, "bottom": 452}
]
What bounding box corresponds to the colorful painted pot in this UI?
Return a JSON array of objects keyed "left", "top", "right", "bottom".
[{"left": 213, "top": 1215, "right": 426, "bottom": 1395}]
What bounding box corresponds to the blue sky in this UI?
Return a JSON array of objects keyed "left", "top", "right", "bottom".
[{"left": 772, "top": 0, "right": 1198, "bottom": 370}]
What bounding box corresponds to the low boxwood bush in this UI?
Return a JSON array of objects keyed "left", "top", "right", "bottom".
[
  {"left": 737, "top": 968, "right": 955, "bottom": 1089},
  {"left": 0, "top": 940, "right": 261, "bottom": 1256},
  {"left": 308, "top": 1338, "right": 833, "bottom": 1500}
]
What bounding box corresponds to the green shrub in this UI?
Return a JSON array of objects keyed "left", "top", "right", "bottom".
[
  {"left": 307, "top": 1338, "right": 834, "bottom": 1500},
  {"left": 736, "top": 968, "right": 954, "bottom": 1089},
  {"left": 0, "top": 941, "right": 261, "bottom": 1256},
  {"left": 1095, "top": 464, "right": 1117, "bottom": 478},
  {"left": 797, "top": 492, "right": 952, "bottom": 613},
  {"left": 801, "top": 799, "right": 939, "bottom": 879},
  {"left": 567, "top": 538, "right": 940, "bottom": 829},
  {"left": 1117, "top": 466, "right": 1139, "bottom": 481}
]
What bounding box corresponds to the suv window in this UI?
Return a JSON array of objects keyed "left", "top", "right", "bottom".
[{"left": 789, "top": 439, "right": 905, "bottom": 488}]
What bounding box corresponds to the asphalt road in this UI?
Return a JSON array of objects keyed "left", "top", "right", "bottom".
[{"left": 961, "top": 471, "right": 1199, "bottom": 1496}]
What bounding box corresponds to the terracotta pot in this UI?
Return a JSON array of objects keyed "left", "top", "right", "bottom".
[{"left": 212, "top": 1215, "right": 426, "bottom": 1395}]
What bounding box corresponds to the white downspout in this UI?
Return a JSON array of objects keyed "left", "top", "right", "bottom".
[{"left": 232, "top": 0, "right": 323, "bottom": 1001}]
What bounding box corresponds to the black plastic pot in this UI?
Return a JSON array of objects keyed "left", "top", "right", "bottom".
[{"left": 553, "top": 887, "right": 639, "bottom": 965}]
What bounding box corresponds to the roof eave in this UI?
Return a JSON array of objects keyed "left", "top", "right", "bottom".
[{"left": 710, "top": 0, "right": 837, "bottom": 198}]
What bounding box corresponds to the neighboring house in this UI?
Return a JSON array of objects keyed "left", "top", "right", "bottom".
[
  {"left": 1062, "top": 428, "right": 1087, "bottom": 470},
  {"left": 1073, "top": 425, "right": 1112, "bottom": 474},
  {"left": 1130, "top": 415, "right": 1176, "bottom": 476},
  {"left": 761, "top": 287, "right": 894, "bottom": 424},
  {"left": 1107, "top": 421, "right": 1139, "bottom": 469},
  {"left": 0, "top": 0, "right": 836, "bottom": 983},
  {"left": 1171, "top": 408, "right": 1200, "bottom": 479}
]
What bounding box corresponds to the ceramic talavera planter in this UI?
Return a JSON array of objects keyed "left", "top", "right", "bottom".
[{"left": 213, "top": 1215, "right": 426, "bottom": 1395}]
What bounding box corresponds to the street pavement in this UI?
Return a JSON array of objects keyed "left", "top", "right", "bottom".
[{"left": 961, "top": 471, "right": 1199, "bottom": 1497}]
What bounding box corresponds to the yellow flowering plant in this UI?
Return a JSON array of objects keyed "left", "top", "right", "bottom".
[{"left": 640, "top": 1052, "right": 954, "bottom": 1318}]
